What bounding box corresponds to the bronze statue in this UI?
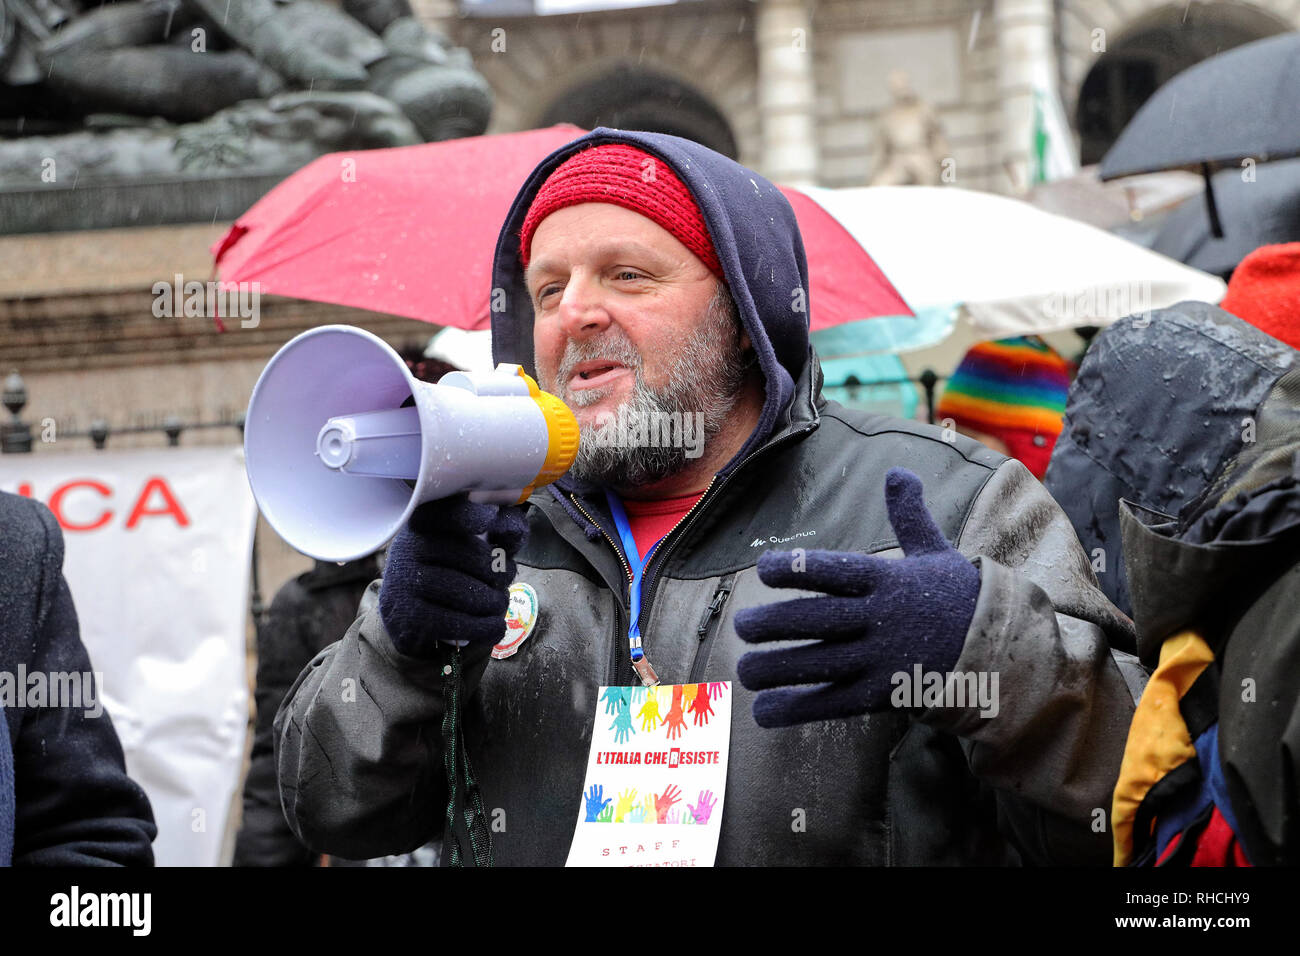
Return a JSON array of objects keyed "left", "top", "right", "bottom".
[{"left": 0, "top": 0, "right": 491, "bottom": 227}]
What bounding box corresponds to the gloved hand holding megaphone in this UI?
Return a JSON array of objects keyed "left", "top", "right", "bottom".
[
  {"left": 377, "top": 497, "right": 529, "bottom": 658},
  {"left": 244, "top": 325, "right": 581, "bottom": 654}
]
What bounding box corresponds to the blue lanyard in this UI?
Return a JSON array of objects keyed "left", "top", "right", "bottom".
[{"left": 604, "top": 491, "right": 662, "bottom": 680}]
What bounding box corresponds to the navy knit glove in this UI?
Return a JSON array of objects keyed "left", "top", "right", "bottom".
[
  {"left": 378, "top": 496, "right": 529, "bottom": 659},
  {"left": 735, "top": 468, "right": 980, "bottom": 728}
]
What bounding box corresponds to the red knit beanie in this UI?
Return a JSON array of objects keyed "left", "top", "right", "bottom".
[
  {"left": 518, "top": 143, "right": 724, "bottom": 280},
  {"left": 1219, "top": 242, "right": 1300, "bottom": 352}
]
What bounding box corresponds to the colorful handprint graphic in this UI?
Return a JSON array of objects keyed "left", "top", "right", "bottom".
[
  {"left": 614, "top": 788, "right": 638, "bottom": 823},
  {"left": 689, "top": 790, "right": 717, "bottom": 825},
  {"left": 581, "top": 685, "right": 727, "bottom": 836},
  {"left": 601, "top": 686, "right": 629, "bottom": 716},
  {"left": 611, "top": 699, "right": 636, "bottom": 744},
  {"left": 636, "top": 691, "right": 662, "bottom": 732},
  {"left": 662, "top": 685, "right": 687, "bottom": 740},
  {"left": 688, "top": 683, "right": 715, "bottom": 726},
  {"left": 584, "top": 784, "right": 720, "bottom": 825},
  {"left": 655, "top": 784, "right": 682, "bottom": 824},
  {"left": 585, "top": 784, "right": 611, "bottom": 822}
]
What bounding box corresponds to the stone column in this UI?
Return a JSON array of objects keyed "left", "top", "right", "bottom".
[
  {"left": 995, "top": 0, "right": 1055, "bottom": 193},
  {"left": 756, "top": 0, "right": 819, "bottom": 187}
]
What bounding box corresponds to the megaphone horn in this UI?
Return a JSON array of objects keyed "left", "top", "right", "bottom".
[{"left": 244, "top": 325, "right": 579, "bottom": 562}]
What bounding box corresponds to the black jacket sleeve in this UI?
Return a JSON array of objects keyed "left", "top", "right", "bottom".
[
  {"left": 274, "top": 578, "right": 491, "bottom": 860},
  {"left": 233, "top": 579, "right": 318, "bottom": 867},
  {"left": 234, "top": 559, "right": 377, "bottom": 866},
  {"left": 1, "top": 493, "right": 156, "bottom": 866}
]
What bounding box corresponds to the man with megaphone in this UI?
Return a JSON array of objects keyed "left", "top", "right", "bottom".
[{"left": 271, "top": 129, "right": 1144, "bottom": 866}]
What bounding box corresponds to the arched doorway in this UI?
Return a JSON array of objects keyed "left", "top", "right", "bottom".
[
  {"left": 539, "top": 66, "right": 738, "bottom": 159},
  {"left": 1075, "top": 3, "right": 1290, "bottom": 165}
]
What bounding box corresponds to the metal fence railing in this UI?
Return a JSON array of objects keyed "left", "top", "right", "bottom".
[{"left": 822, "top": 369, "right": 946, "bottom": 424}]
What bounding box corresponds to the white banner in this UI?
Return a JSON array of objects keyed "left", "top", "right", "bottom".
[{"left": 0, "top": 446, "right": 255, "bottom": 866}]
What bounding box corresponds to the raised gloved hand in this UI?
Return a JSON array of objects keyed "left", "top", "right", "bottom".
[
  {"left": 378, "top": 496, "right": 529, "bottom": 659},
  {"left": 735, "top": 467, "right": 980, "bottom": 728}
]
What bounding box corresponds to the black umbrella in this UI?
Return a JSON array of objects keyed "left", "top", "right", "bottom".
[
  {"left": 1100, "top": 32, "right": 1300, "bottom": 237},
  {"left": 1151, "top": 157, "right": 1300, "bottom": 277}
]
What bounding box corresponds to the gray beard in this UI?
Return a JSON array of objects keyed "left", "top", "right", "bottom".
[{"left": 549, "top": 285, "right": 749, "bottom": 489}]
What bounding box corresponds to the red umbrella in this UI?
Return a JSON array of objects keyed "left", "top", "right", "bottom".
[
  {"left": 778, "top": 186, "right": 911, "bottom": 330},
  {"left": 213, "top": 125, "right": 583, "bottom": 330},
  {"left": 213, "top": 126, "right": 911, "bottom": 330}
]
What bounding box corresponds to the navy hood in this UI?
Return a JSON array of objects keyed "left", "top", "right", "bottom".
[
  {"left": 1042, "top": 301, "right": 1298, "bottom": 616},
  {"left": 489, "top": 127, "right": 809, "bottom": 474}
]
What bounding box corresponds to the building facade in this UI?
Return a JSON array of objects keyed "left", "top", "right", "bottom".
[
  {"left": 4, "top": 0, "right": 1296, "bottom": 601},
  {"left": 419, "top": 0, "right": 1298, "bottom": 192}
]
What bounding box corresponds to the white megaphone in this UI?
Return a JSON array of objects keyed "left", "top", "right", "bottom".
[{"left": 244, "top": 325, "right": 580, "bottom": 562}]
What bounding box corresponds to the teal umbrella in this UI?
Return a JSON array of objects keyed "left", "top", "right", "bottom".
[{"left": 814, "top": 308, "right": 958, "bottom": 421}]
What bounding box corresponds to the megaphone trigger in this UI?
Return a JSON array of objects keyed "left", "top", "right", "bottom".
[{"left": 244, "top": 325, "right": 579, "bottom": 562}]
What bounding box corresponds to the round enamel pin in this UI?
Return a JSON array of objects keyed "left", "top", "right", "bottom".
[{"left": 493, "top": 582, "right": 539, "bottom": 660}]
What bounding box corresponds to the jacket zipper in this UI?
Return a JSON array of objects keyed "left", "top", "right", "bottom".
[
  {"left": 638, "top": 423, "right": 818, "bottom": 637},
  {"left": 689, "top": 575, "right": 734, "bottom": 683},
  {"left": 696, "top": 580, "right": 733, "bottom": 638},
  {"left": 574, "top": 486, "right": 712, "bottom": 686},
  {"left": 569, "top": 495, "right": 633, "bottom": 584},
  {"left": 569, "top": 495, "right": 634, "bottom": 686},
  {"left": 647, "top": 476, "right": 717, "bottom": 558},
  {"left": 567, "top": 421, "right": 817, "bottom": 685}
]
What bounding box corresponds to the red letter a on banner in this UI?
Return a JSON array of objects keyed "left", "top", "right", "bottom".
[{"left": 125, "top": 477, "right": 190, "bottom": 529}]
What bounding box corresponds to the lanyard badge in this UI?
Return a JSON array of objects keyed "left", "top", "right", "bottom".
[
  {"left": 566, "top": 681, "right": 732, "bottom": 867},
  {"left": 604, "top": 490, "right": 661, "bottom": 688}
]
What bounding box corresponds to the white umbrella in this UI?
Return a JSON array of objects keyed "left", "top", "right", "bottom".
[
  {"left": 424, "top": 327, "right": 494, "bottom": 373},
  {"left": 799, "top": 185, "right": 1227, "bottom": 346},
  {"left": 1026, "top": 165, "right": 1204, "bottom": 232}
]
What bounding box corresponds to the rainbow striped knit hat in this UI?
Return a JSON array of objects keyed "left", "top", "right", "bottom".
[{"left": 936, "top": 336, "right": 1073, "bottom": 476}]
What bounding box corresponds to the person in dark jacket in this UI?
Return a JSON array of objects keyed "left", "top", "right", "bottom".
[
  {"left": 1047, "top": 304, "right": 1300, "bottom": 866},
  {"left": 233, "top": 555, "right": 379, "bottom": 867},
  {"left": 0, "top": 492, "right": 156, "bottom": 865},
  {"left": 276, "top": 128, "right": 1143, "bottom": 866}
]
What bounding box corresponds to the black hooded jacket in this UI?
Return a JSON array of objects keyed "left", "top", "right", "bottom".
[
  {"left": 234, "top": 556, "right": 378, "bottom": 866},
  {"left": 276, "top": 129, "right": 1143, "bottom": 865},
  {"left": 1060, "top": 305, "right": 1300, "bottom": 865},
  {"left": 1044, "top": 301, "right": 1298, "bottom": 617}
]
